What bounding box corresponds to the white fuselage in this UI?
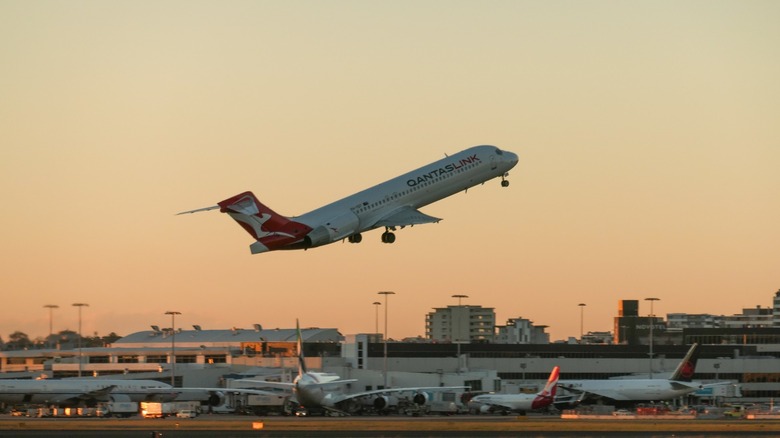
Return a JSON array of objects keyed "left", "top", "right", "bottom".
[
  {"left": 294, "top": 145, "right": 518, "bottom": 234},
  {"left": 470, "top": 393, "right": 539, "bottom": 412},
  {"left": 0, "top": 379, "right": 176, "bottom": 405},
  {"left": 293, "top": 372, "right": 348, "bottom": 409},
  {"left": 558, "top": 379, "right": 699, "bottom": 401}
]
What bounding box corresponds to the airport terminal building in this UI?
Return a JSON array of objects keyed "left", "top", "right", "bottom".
[{"left": 2, "top": 291, "right": 780, "bottom": 406}]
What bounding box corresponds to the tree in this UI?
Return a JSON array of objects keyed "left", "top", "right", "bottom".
[{"left": 7, "top": 331, "right": 32, "bottom": 350}]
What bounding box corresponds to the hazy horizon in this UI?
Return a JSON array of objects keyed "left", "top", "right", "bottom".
[{"left": 2, "top": 1, "right": 779, "bottom": 343}]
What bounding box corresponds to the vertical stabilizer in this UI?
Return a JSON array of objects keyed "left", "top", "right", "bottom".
[
  {"left": 539, "top": 366, "right": 559, "bottom": 397},
  {"left": 296, "top": 319, "right": 307, "bottom": 376},
  {"left": 217, "top": 192, "right": 312, "bottom": 253},
  {"left": 670, "top": 343, "right": 700, "bottom": 382},
  {"left": 531, "top": 366, "right": 559, "bottom": 410}
]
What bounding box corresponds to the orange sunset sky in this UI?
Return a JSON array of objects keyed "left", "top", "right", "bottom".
[{"left": 1, "top": 1, "right": 779, "bottom": 343}]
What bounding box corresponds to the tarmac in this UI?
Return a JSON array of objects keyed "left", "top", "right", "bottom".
[{"left": 3, "top": 414, "right": 780, "bottom": 437}]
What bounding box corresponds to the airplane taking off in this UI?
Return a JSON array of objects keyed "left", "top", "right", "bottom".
[
  {"left": 248, "top": 321, "right": 467, "bottom": 415},
  {"left": 469, "top": 366, "right": 560, "bottom": 414},
  {"left": 557, "top": 343, "right": 703, "bottom": 402},
  {"left": 179, "top": 145, "right": 518, "bottom": 254}
]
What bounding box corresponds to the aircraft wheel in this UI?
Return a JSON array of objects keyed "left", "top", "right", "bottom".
[
  {"left": 501, "top": 180, "right": 509, "bottom": 187},
  {"left": 349, "top": 233, "right": 362, "bottom": 243},
  {"left": 382, "top": 232, "right": 396, "bottom": 244}
]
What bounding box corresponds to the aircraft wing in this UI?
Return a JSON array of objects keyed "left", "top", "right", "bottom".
[
  {"left": 372, "top": 207, "right": 442, "bottom": 228},
  {"left": 237, "top": 379, "right": 358, "bottom": 392},
  {"left": 557, "top": 385, "right": 632, "bottom": 401},
  {"left": 329, "top": 386, "right": 467, "bottom": 405},
  {"left": 237, "top": 380, "right": 296, "bottom": 391},
  {"left": 177, "top": 387, "right": 288, "bottom": 396},
  {"left": 45, "top": 385, "right": 118, "bottom": 405}
]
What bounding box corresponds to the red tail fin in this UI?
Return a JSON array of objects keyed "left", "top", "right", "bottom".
[
  {"left": 218, "top": 192, "right": 311, "bottom": 253},
  {"left": 539, "top": 366, "right": 559, "bottom": 397}
]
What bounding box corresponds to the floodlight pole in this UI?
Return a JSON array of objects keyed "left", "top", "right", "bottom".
[
  {"left": 378, "top": 291, "right": 395, "bottom": 389},
  {"left": 43, "top": 304, "right": 59, "bottom": 349},
  {"left": 373, "top": 302, "right": 381, "bottom": 335},
  {"left": 165, "top": 311, "right": 181, "bottom": 387},
  {"left": 451, "top": 294, "right": 469, "bottom": 364},
  {"left": 645, "top": 297, "right": 660, "bottom": 379},
  {"left": 578, "top": 303, "right": 586, "bottom": 342},
  {"left": 72, "top": 303, "right": 89, "bottom": 377}
]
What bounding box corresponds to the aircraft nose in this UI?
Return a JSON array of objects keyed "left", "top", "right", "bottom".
[{"left": 505, "top": 151, "right": 519, "bottom": 166}]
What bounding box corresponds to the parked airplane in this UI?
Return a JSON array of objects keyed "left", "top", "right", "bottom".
[
  {"left": 248, "top": 321, "right": 467, "bottom": 415},
  {"left": 0, "top": 378, "right": 279, "bottom": 408},
  {"left": 0, "top": 379, "right": 177, "bottom": 406},
  {"left": 469, "top": 366, "right": 560, "bottom": 414},
  {"left": 557, "top": 343, "right": 702, "bottom": 402},
  {"left": 179, "top": 145, "right": 518, "bottom": 254}
]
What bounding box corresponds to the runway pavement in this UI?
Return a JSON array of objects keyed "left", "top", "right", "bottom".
[{"left": 2, "top": 414, "right": 780, "bottom": 437}]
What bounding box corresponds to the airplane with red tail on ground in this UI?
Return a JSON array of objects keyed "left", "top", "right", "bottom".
[
  {"left": 178, "top": 145, "right": 518, "bottom": 254},
  {"left": 469, "top": 366, "right": 560, "bottom": 414}
]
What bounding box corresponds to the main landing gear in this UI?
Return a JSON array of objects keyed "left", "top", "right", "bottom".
[
  {"left": 348, "top": 229, "right": 396, "bottom": 244},
  {"left": 501, "top": 172, "right": 510, "bottom": 187},
  {"left": 381, "top": 227, "right": 396, "bottom": 244}
]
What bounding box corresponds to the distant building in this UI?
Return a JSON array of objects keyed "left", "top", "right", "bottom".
[
  {"left": 581, "top": 331, "right": 613, "bottom": 344},
  {"left": 425, "top": 305, "right": 495, "bottom": 343},
  {"left": 613, "top": 299, "right": 667, "bottom": 345},
  {"left": 667, "top": 313, "right": 721, "bottom": 330},
  {"left": 774, "top": 290, "right": 780, "bottom": 328},
  {"left": 494, "top": 317, "right": 550, "bottom": 344},
  {"left": 721, "top": 306, "right": 774, "bottom": 329}
]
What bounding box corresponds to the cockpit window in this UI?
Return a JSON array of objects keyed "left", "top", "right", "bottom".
[{"left": 494, "top": 148, "right": 503, "bottom": 155}]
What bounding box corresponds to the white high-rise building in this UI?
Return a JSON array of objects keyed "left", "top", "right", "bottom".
[{"left": 425, "top": 305, "right": 495, "bottom": 343}]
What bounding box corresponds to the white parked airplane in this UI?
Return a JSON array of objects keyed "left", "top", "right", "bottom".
[
  {"left": 179, "top": 145, "right": 518, "bottom": 254},
  {"left": 469, "top": 366, "right": 559, "bottom": 414},
  {"left": 248, "top": 321, "right": 467, "bottom": 415},
  {"left": 557, "top": 343, "right": 703, "bottom": 402},
  {"left": 0, "top": 379, "right": 177, "bottom": 406},
  {"left": 0, "top": 378, "right": 280, "bottom": 408}
]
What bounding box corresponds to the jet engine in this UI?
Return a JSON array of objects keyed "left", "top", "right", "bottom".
[
  {"left": 412, "top": 392, "right": 431, "bottom": 406},
  {"left": 207, "top": 391, "right": 225, "bottom": 406},
  {"left": 479, "top": 404, "right": 493, "bottom": 414},
  {"left": 373, "top": 395, "right": 399, "bottom": 410},
  {"left": 303, "top": 212, "right": 359, "bottom": 248}
]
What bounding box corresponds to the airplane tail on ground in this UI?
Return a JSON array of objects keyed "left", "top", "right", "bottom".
[
  {"left": 669, "top": 343, "right": 700, "bottom": 382},
  {"left": 539, "top": 366, "right": 559, "bottom": 397},
  {"left": 296, "top": 319, "right": 307, "bottom": 376},
  {"left": 531, "top": 366, "right": 559, "bottom": 409},
  {"left": 216, "top": 192, "right": 312, "bottom": 254}
]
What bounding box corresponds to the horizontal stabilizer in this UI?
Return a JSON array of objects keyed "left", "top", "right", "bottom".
[
  {"left": 176, "top": 205, "right": 219, "bottom": 215},
  {"left": 373, "top": 207, "right": 442, "bottom": 228}
]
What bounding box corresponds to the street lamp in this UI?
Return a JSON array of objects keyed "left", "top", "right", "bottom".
[
  {"left": 378, "top": 291, "right": 395, "bottom": 389},
  {"left": 165, "top": 311, "right": 181, "bottom": 387},
  {"left": 373, "top": 301, "right": 381, "bottom": 335},
  {"left": 43, "top": 304, "right": 59, "bottom": 349},
  {"left": 645, "top": 297, "right": 660, "bottom": 379},
  {"left": 452, "top": 294, "right": 468, "bottom": 306},
  {"left": 520, "top": 362, "right": 527, "bottom": 382},
  {"left": 578, "top": 303, "right": 586, "bottom": 342},
  {"left": 451, "top": 294, "right": 469, "bottom": 366},
  {"left": 72, "top": 303, "right": 89, "bottom": 377}
]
